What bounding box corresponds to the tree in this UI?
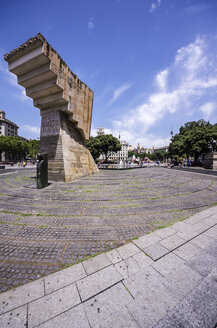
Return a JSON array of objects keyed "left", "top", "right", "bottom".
[
  {"left": 150, "top": 150, "right": 167, "bottom": 161},
  {"left": 169, "top": 120, "right": 217, "bottom": 162},
  {"left": 0, "top": 136, "right": 39, "bottom": 161},
  {"left": 27, "top": 139, "right": 40, "bottom": 158},
  {"left": 86, "top": 134, "right": 121, "bottom": 161}
]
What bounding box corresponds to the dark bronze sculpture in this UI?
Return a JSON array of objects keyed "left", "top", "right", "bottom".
[{"left": 37, "top": 153, "right": 48, "bottom": 189}]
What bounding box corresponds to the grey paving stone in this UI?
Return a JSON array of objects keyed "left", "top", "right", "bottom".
[
  {"left": 186, "top": 212, "right": 211, "bottom": 225},
  {"left": 204, "top": 226, "right": 217, "bottom": 239},
  {"left": 28, "top": 283, "right": 80, "bottom": 328},
  {"left": 84, "top": 283, "right": 138, "bottom": 328},
  {"left": 153, "top": 227, "right": 176, "bottom": 239},
  {"left": 106, "top": 249, "right": 122, "bottom": 264},
  {"left": 76, "top": 265, "right": 122, "bottom": 302},
  {"left": 159, "top": 234, "right": 186, "bottom": 251},
  {"left": 38, "top": 304, "right": 90, "bottom": 328},
  {"left": 124, "top": 266, "right": 178, "bottom": 326},
  {"left": 175, "top": 281, "right": 217, "bottom": 328},
  {"left": 0, "top": 278, "right": 44, "bottom": 315},
  {"left": 203, "top": 214, "right": 217, "bottom": 226},
  {"left": 44, "top": 263, "right": 86, "bottom": 294},
  {"left": 82, "top": 253, "right": 111, "bottom": 275},
  {"left": 165, "top": 264, "right": 202, "bottom": 300},
  {"left": 0, "top": 305, "right": 27, "bottom": 328},
  {"left": 152, "top": 252, "right": 186, "bottom": 276},
  {"left": 143, "top": 242, "right": 169, "bottom": 260},
  {"left": 171, "top": 221, "right": 191, "bottom": 232},
  {"left": 173, "top": 241, "right": 202, "bottom": 262},
  {"left": 132, "top": 251, "right": 154, "bottom": 269},
  {"left": 191, "top": 221, "right": 210, "bottom": 233},
  {"left": 190, "top": 233, "right": 215, "bottom": 249},
  {"left": 132, "top": 233, "right": 161, "bottom": 250},
  {"left": 116, "top": 243, "right": 140, "bottom": 260},
  {"left": 175, "top": 228, "right": 199, "bottom": 241},
  {"left": 114, "top": 257, "right": 140, "bottom": 279},
  {"left": 154, "top": 307, "right": 194, "bottom": 328}
]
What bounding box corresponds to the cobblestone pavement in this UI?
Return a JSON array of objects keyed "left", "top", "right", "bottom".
[{"left": 0, "top": 167, "right": 217, "bottom": 293}]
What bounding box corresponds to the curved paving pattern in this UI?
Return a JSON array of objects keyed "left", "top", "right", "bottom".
[{"left": 0, "top": 167, "right": 217, "bottom": 292}]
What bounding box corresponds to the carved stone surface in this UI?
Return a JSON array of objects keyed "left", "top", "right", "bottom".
[
  {"left": 4, "top": 33, "right": 98, "bottom": 181},
  {"left": 203, "top": 152, "right": 217, "bottom": 170},
  {"left": 37, "top": 153, "right": 48, "bottom": 189}
]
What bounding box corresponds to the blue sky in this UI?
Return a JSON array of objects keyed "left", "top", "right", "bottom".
[{"left": 0, "top": 0, "right": 217, "bottom": 147}]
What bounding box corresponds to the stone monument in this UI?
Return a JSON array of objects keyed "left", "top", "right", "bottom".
[
  {"left": 37, "top": 153, "right": 48, "bottom": 189},
  {"left": 202, "top": 152, "right": 217, "bottom": 170},
  {"left": 4, "top": 33, "right": 98, "bottom": 182}
]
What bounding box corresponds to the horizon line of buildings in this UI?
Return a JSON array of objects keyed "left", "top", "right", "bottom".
[{"left": 96, "top": 127, "right": 169, "bottom": 161}]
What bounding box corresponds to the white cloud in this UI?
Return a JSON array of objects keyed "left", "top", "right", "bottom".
[
  {"left": 155, "top": 69, "right": 169, "bottom": 91},
  {"left": 110, "top": 83, "right": 133, "bottom": 104},
  {"left": 200, "top": 102, "right": 216, "bottom": 120},
  {"left": 111, "top": 36, "right": 217, "bottom": 147},
  {"left": 150, "top": 0, "right": 161, "bottom": 13},
  {"left": 21, "top": 125, "right": 40, "bottom": 135}
]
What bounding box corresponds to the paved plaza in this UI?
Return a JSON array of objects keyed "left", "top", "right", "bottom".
[
  {"left": 0, "top": 204, "right": 217, "bottom": 327},
  {"left": 0, "top": 167, "right": 217, "bottom": 294}
]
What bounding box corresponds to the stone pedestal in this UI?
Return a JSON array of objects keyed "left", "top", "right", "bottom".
[
  {"left": 202, "top": 152, "right": 217, "bottom": 170},
  {"left": 4, "top": 33, "right": 98, "bottom": 181}
]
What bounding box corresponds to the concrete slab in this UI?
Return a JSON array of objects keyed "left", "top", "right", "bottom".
[
  {"left": 143, "top": 242, "right": 169, "bottom": 260},
  {"left": 0, "top": 278, "right": 44, "bottom": 315},
  {"left": 173, "top": 241, "right": 202, "bottom": 262},
  {"left": 171, "top": 221, "right": 191, "bottom": 232},
  {"left": 0, "top": 305, "right": 27, "bottom": 328},
  {"left": 114, "top": 257, "right": 140, "bottom": 279},
  {"left": 82, "top": 253, "right": 111, "bottom": 275},
  {"left": 159, "top": 234, "right": 185, "bottom": 251},
  {"left": 187, "top": 243, "right": 217, "bottom": 277},
  {"left": 116, "top": 243, "right": 140, "bottom": 260},
  {"left": 175, "top": 228, "right": 199, "bottom": 241},
  {"left": 124, "top": 266, "right": 178, "bottom": 326},
  {"left": 84, "top": 283, "right": 137, "bottom": 328},
  {"left": 37, "top": 304, "right": 90, "bottom": 328},
  {"left": 106, "top": 249, "right": 122, "bottom": 264},
  {"left": 44, "top": 262, "right": 86, "bottom": 294},
  {"left": 153, "top": 226, "right": 176, "bottom": 239},
  {"left": 152, "top": 252, "right": 186, "bottom": 276},
  {"left": 165, "top": 265, "right": 202, "bottom": 300},
  {"left": 76, "top": 265, "right": 122, "bottom": 302},
  {"left": 28, "top": 283, "right": 80, "bottom": 328},
  {"left": 175, "top": 281, "right": 217, "bottom": 328},
  {"left": 191, "top": 221, "right": 210, "bottom": 233},
  {"left": 190, "top": 233, "right": 215, "bottom": 249},
  {"left": 204, "top": 226, "right": 217, "bottom": 239},
  {"left": 132, "top": 251, "right": 154, "bottom": 270},
  {"left": 132, "top": 233, "right": 161, "bottom": 249},
  {"left": 203, "top": 214, "right": 217, "bottom": 226}
]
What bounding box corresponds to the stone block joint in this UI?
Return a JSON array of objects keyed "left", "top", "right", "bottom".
[{"left": 4, "top": 33, "right": 98, "bottom": 181}]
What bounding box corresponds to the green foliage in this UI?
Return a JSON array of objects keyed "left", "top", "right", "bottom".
[
  {"left": 0, "top": 136, "right": 39, "bottom": 160},
  {"left": 27, "top": 139, "right": 39, "bottom": 158},
  {"left": 86, "top": 134, "right": 121, "bottom": 161},
  {"left": 150, "top": 150, "right": 167, "bottom": 161},
  {"left": 169, "top": 120, "right": 217, "bottom": 161}
]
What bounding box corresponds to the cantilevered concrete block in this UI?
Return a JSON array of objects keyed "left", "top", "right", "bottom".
[{"left": 4, "top": 33, "right": 98, "bottom": 182}]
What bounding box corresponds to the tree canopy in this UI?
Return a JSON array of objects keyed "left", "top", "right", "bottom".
[
  {"left": 169, "top": 120, "right": 217, "bottom": 161},
  {"left": 86, "top": 134, "right": 121, "bottom": 161},
  {"left": 0, "top": 136, "right": 39, "bottom": 160}
]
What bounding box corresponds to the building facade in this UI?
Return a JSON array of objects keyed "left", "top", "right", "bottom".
[
  {"left": 0, "top": 110, "right": 19, "bottom": 137},
  {"left": 0, "top": 110, "right": 19, "bottom": 161}
]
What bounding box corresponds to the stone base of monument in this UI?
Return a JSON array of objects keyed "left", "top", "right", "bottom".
[
  {"left": 40, "top": 111, "right": 97, "bottom": 182},
  {"left": 202, "top": 152, "right": 217, "bottom": 170}
]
